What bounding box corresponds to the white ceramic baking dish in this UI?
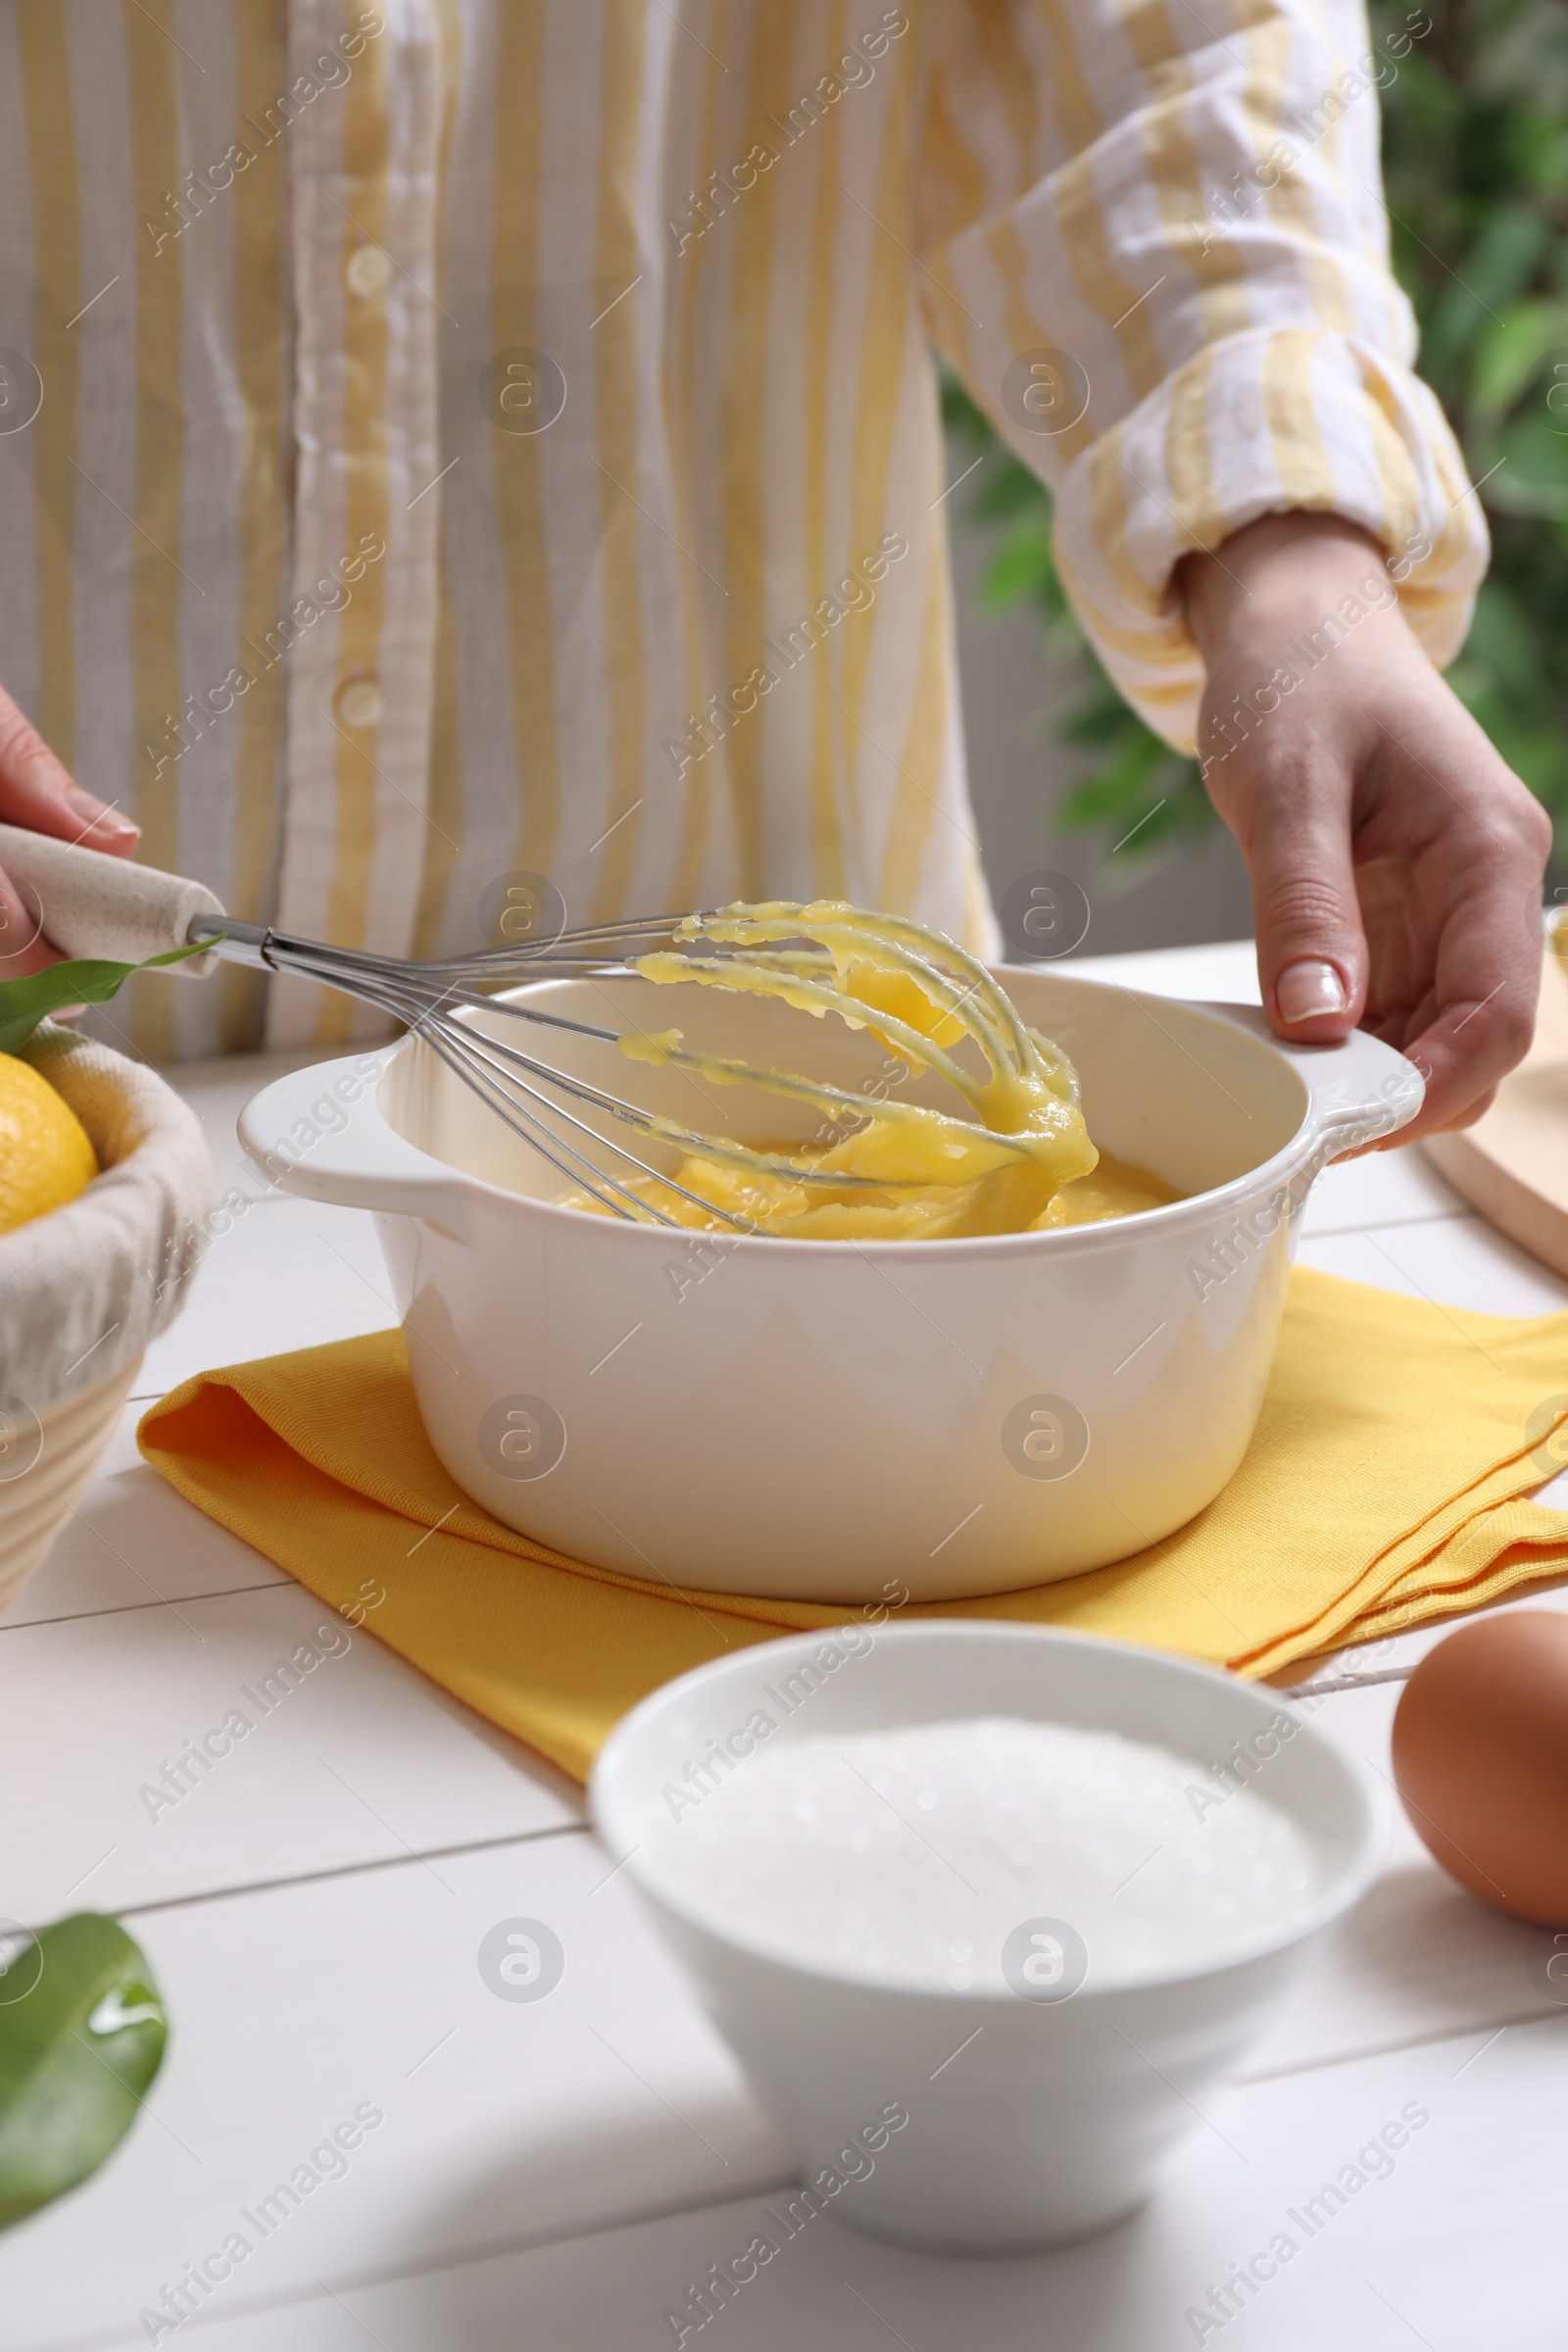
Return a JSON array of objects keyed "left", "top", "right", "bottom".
[{"left": 237, "top": 967, "right": 1421, "bottom": 1602}]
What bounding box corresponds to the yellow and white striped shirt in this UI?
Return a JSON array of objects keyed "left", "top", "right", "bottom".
[{"left": 0, "top": 0, "right": 1481, "bottom": 1058}]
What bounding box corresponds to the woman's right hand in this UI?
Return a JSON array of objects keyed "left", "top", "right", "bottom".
[{"left": 0, "top": 683, "right": 140, "bottom": 978}]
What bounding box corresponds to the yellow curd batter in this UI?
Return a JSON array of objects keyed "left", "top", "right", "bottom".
[
  {"left": 556, "top": 901, "right": 1183, "bottom": 1239},
  {"left": 561, "top": 1145, "right": 1178, "bottom": 1239}
]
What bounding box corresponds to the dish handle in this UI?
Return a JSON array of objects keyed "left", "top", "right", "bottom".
[
  {"left": 1300, "top": 1027, "right": 1425, "bottom": 1161},
  {"left": 1200, "top": 1005, "right": 1425, "bottom": 1163},
  {"left": 237, "top": 1053, "right": 473, "bottom": 1241}
]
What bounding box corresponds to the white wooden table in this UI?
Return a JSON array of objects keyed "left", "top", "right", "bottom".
[{"left": 7, "top": 939, "right": 1568, "bottom": 2352}]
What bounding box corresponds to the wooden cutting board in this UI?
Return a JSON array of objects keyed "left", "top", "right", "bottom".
[{"left": 1425, "top": 930, "right": 1568, "bottom": 1277}]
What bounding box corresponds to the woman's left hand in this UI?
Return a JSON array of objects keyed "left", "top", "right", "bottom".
[{"left": 1181, "top": 513, "right": 1552, "bottom": 1143}]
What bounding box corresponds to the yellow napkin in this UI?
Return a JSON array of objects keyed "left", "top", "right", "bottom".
[{"left": 137, "top": 1268, "right": 1568, "bottom": 1783}]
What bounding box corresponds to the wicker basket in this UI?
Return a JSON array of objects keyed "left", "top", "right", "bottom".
[
  {"left": 0, "top": 1023, "right": 213, "bottom": 1616},
  {"left": 0, "top": 1362, "right": 144, "bottom": 1614}
]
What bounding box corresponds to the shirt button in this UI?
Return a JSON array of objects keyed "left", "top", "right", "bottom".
[
  {"left": 336, "top": 677, "right": 383, "bottom": 729},
  {"left": 345, "top": 241, "right": 392, "bottom": 298}
]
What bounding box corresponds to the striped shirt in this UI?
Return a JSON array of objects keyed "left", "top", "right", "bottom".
[{"left": 0, "top": 0, "right": 1481, "bottom": 1058}]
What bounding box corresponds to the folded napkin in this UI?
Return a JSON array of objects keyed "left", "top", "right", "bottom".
[{"left": 137, "top": 1268, "right": 1568, "bottom": 1783}]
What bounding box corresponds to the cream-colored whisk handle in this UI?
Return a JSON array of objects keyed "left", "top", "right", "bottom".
[{"left": 0, "top": 823, "right": 224, "bottom": 975}]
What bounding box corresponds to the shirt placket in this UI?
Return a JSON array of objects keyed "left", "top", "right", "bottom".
[{"left": 267, "top": 0, "right": 443, "bottom": 1048}]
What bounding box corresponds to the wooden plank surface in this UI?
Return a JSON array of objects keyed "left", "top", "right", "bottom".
[
  {"left": 23, "top": 2005, "right": 1568, "bottom": 2351},
  {"left": 7, "top": 944, "right": 1567, "bottom": 2351},
  {"left": 1426, "top": 938, "right": 1568, "bottom": 1278}
]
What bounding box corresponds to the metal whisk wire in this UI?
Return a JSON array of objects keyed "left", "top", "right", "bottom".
[
  {"left": 185, "top": 902, "right": 1058, "bottom": 1233},
  {"left": 0, "top": 826, "right": 927, "bottom": 1229},
  {"left": 195, "top": 914, "right": 746, "bottom": 1228}
]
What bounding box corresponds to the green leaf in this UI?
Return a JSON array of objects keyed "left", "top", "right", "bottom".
[
  {"left": 1469, "top": 299, "right": 1568, "bottom": 417},
  {"left": 1465, "top": 578, "right": 1543, "bottom": 698},
  {"left": 1502, "top": 726, "right": 1568, "bottom": 797},
  {"left": 1486, "top": 414, "right": 1568, "bottom": 519},
  {"left": 1058, "top": 697, "right": 1138, "bottom": 749},
  {"left": 1462, "top": 205, "right": 1546, "bottom": 311},
  {"left": 968, "top": 463, "right": 1052, "bottom": 527},
  {"left": 1058, "top": 732, "right": 1180, "bottom": 828},
  {"left": 979, "top": 524, "right": 1057, "bottom": 612},
  {"left": 939, "top": 369, "right": 988, "bottom": 441},
  {"left": 0, "top": 1914, "right": 169, "bottom": 2229},
  {"left": 0, "top": 938, "right": 211, "bottom": 1057},
  {"left": 1503, "top": 110, "right": 1568, "bottom": 197}
]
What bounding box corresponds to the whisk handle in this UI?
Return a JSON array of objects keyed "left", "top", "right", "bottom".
[{"left": 0, "top": 823, "right": 224, "bottom": 975}]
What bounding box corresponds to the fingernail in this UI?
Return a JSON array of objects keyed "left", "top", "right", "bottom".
[
  {"left": 65, "top": 785, "right": 139, "bottom": 844},
  {"left": 1277, "top": 958, "right": 1348, "bottom": 1023}
]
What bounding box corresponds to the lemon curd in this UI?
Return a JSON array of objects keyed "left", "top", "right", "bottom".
[
  {"left": 560, "top": 1143, "right": 1178, "bottom": 1238},
  {"left": 555, "top": 901, "right": 1183, "bottom": 1240}
]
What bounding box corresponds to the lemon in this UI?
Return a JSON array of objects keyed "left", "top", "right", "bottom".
[{"left": 0, "top": 1054, "right": 99, "bottom": 1235}]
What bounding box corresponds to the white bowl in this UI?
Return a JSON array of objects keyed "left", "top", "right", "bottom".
[
  {"left": 590, "top": 1621, "right": 1382, "bottom": 2251},
  {"left": 237, "top": 968, "right": 1419, "bottom": 1601}
]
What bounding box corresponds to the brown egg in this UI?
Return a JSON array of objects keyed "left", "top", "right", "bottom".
[{"left": 1392, "top": 1612, "right": 1568, "bottom": 1927}]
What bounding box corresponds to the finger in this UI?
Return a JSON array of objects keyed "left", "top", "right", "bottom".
[
  {"left": 1235, "top": 769, "right": 1369, "bottom": 1045},
  {"left": 1366, "top": 1086, "right": 1497, "bottom": 1150},
  {"left": 0, "top": 860, "right": 62, "bottom": 979},
  {"left": 1396, "top": 906, "right": 1542, "bottom": 1139},
  {"left": 0, "top": 682, "right": 139, "bottom": 858},
  {"left": 1441, "top": 1084, "right": 1498, "bottom": 1134}
]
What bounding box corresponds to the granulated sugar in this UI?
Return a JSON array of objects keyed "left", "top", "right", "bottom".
[{"left": 650, "top": 1716, "right": 1318, "bottom": 1990}]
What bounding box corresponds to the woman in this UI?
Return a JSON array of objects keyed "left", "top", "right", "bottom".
[{"left": 0, "top": 0, "right": 1547, "bottom": 1139}]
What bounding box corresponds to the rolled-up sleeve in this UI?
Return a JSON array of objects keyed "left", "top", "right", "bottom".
[{"left": 918, "top": 0, "right": 1483, "bottom": 751}]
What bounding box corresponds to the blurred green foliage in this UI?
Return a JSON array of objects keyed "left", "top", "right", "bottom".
[{"left": 946, "top": 0, "right": 1568, "bottom": 864}]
